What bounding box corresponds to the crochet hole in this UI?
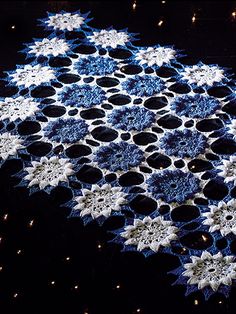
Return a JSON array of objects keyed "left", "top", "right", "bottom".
[
  {"left": 211, "top": 138, "right": 236, "bottom": 155},
  {"left": 156, "top": 67, "right": 178, "bottom": 78},
  {"left": 26, "top": 141, "right": 52, "bottom": 157},
  {"left": 203, "top": 179, "right": 228, "bottom": 200},
  {"left": 157, "top": 114, "right": 182, "bottom": 129},
  {"left": 222, "top": 99, "right": 236, "bottom": 115},
  {"left": 31, "top": 86, "right": 56, "bottom": 98},
  {"left": 80, "top": 108, "right": 105, "bottom": 120},
  {"left": 108, "top": 94, "right": 131, "bottom": 106},
  {"left": 188, "top": 159, "right": 213, "bottom": 173},
  {"left": 180, "top": 231, "right": 213, "bottom": 250},
  {"left": 196, "top": 118, "right": 224, "bottom": 132},
  {"left": 17, "top": 121, "right": 41, "bottom": 135},
  {"left": 170, "top": 183, "right": 177, "bottom": 189},
  {"left": 225, "top": 215, "right": 233, "bottom": 220},
  {"left": 171, "top": 205, "right": 200, "bottom": 222},
  {"left": 91, "top": 126, "right": 118, "bottom": 142},
  {"left": 120, "top": 65, "right": 142, "bottom": 75},
  {"left": 58, "top": 74, "right": 81, "bottom": 84},
  {"left": 119, "top": 172, "right": 144, "bottom": 186},
  {"left": 147, "top": 153, "right": 171, "bottom": 169},
  {"left": 144, "top": 96, "right": 168, "bottom": 110},
  {"left": 133, "top": 132, "right": 157, "bottom": 146},
  {"left": 96, "top": 77, "right": 120, "bottom": 88},
  {"left": 76, "top": 165, "right": 103, "bottom": 184},
  {"left": 73, "top": 45, "right": 97, "bottom": 54},
  {"left": 65, "top": 144, "right": 92, "bottom": 158},
  {"left": 42, "top": 105, "right": 66, "bottom": 118},
  {"left": 168, "top": 83, "right": 191, "bottom": 94},
  {"left": 207, "top": 86, "right": 232, "bottom": 98},
  {"left": 207, "top": 268, "right": 216, "bottom": 273},
  {"left": 0, "top": 85, "right": 18, "bottom": 97},
  {"left": 49, "top": 57, "right": 72, "bottom": 67},
  {"left": 109, "top": 48, "right": 133, "bottom": 59},
  {"left": 129, "top": 194, "right": 157, "bottom": 215}
]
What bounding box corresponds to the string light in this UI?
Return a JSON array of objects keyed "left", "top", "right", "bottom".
[
  {"left": 232, "top": 11, "right": 236, "bottom": 18},
  {"left": 65, "top": 256, "right": 71, "bottom": 261},
  {"left": 0, "top": 266, "right": 3, "bottom": 272},
  {"left": 219, "top": 300, "right": 223, "bottom": 304},
  {"left": 116, "top": 284, "right": 121, "bottom": 289},
  {"left": 74, "top": 285, "right": 79, "bottom": 290},
  {"left": 29, "top": 220, "right": 34, "bottom": 227},
  {"left": 136, "top": 309, "right": 141, "bottom": 313},
  {"left": 50, "top": 280, "right": 55, "bottom": 285},
  {"left": 3, "top": 214, "right": 8, "bottom": 221},
  {"left": 17, "top": 249, "right": 22, "bottom": 255},
  {"left": 194, "top": 299, "right": 199, "bottom": 305},
  {"left": 192, "top": 14, "right": 196, "bottom": 23},
  {"left": 158, "top": 20, "right": 164, "bottom": 27},
  {"left": 162, "top": 1, "right": 166, "bottom": 3},
  {"left": 132, "top": 1, "right": 137, "bottom": 10},
  {"left": 11, "top": 25, "right": 15, "bottom": 29},
  {"left": 13, "top": 293, "right": 18, "bottom": 298},
  {"left": 202, "top": 234, "right": 208, "bottom": 242}
]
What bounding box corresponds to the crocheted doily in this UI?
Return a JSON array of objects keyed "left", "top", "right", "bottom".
[{"left": 1, "top": 9, "right": 236, "bottom": 300}]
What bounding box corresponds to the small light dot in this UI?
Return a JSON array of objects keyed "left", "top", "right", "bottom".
[
  {"left": 74, "top": 285, "right": 79, "bottom": 290},
  {"left": 132, "top": 2, "right": 137, "bottom": 10},
  {"left": 29, "top": 220, "right": 34, "bottom": 227},
  {"left": 0, "top": 266, "right": 3, "bottom": 271},
  {"left": 202, "top": 235, "right": 208, "bottom": 242},
  {"left": 66, "top": 256, "right": 70, "bottom": 261},
  {"left": 194, "top": 299, "right": 199, "bottom": 305},
  {"left": 97, "top": 244, "right": 102, "bottom": 249},
  {"left": 158, "top": 20, "right": 164, "bottom": 27},
  {"left": 3, "top": 214, "right": 8, "bottom": 221},
  {"left": 219, "top": 300, "right": 223, "bottom": 304},
  {"left": 11, "top": 25, "right": 15, "bottom": 29},
  {"left": 17, "top": 249, "right": 22, "bottom": 255},
  {"left": 162, "top": 1, "right": 166, "bottom": 3},
  {"left": 192, "top": 16, "right": 196, "bottom": 23},
  {"left": 116, "top": 284, "right": 121, "bottom": 289},
  {"left": 136, "top": 309, "right": 141, "bottom": 313},
  {"left": 232, "top": 11, "right": 236, "bottom": 17},
  {"left": 51, "top": 281, "right": 55, "bottom": 285},
  {"left": 13, "top": 293, "right": 18, "bottom": 298}
]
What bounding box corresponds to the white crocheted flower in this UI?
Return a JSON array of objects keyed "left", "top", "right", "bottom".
[
  {"left": 11, "top": 65, "right": 55, "bottom": 88},
  {"left": 217, "top": 156, "right": 236, "bottom": 184},
  {"left": 135, "top": 47, "right": 176, "bottom": 67},
  {"left": 181, "top": 64, "right": 225, "bottom": 86},
  {"left": 182, "top": 251, "right": 236, "bottom": 291},
  {"left": 88, "top": 29, "right": 129, "bottom": 48},
  {"left": 46, "top": 13, "right": 85, "bottom": 31},
  {"left": 0, "top": 97, "right": 39, "bottom": 122},
  {"left": 74, "top": 184, "right": 126, "bottom": 219},
  {"left": 28, "top": 38, "right": 70, "bottom": 57},
  {"left": 24, "top": 156, "right": 74, "bottom": 189},
  {"left": 0, "top": 133, "right": 23, "bottom": 159},
  {"left": 202, "top": 200, "right": 236, "bottom": 236},
  {"left": 120, "top": 216, "right": 178, "bottom": 252}
]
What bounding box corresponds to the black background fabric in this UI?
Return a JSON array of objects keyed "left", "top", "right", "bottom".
[{"left": 0, "top": 1, "right": 236, "bottom": 313}]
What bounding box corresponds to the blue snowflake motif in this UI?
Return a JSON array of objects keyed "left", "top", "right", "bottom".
[
  {"left": 171, "top": 94, "right": 221, "bottom": 119},
  {"left": 147, "top": 170, "right": 200, "bottom": 203},
  {"left": 160, "top": 129, "right": 208, "bottom": 158},
  {"left": 107, "top": 106, "right": 156, "bottom": 131},
  {"left": 43, "top": 118, "right": 89, "bottom": 143},
  {"left": 94, "top": 141, "right": 144, "bottom": 171},
  {"left": 121, "top": 75, "right": 165, "bottom": 97},
  {"left": 58, "top": 84, "right": 106, "bottom": 108},
  {"left": 74, "top": 56, "right": 118, "bottom": 76}
]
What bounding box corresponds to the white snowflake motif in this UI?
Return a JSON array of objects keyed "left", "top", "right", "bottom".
[
  {"left": 74, "top": 184, "right": 126, "bottom": 219},
  {"left": 183, "top": 251, "right": 236, "bottom": 291},
  {"left": 120, "top": 216, "right": 178, "bottom": 252},
  {"left": 217, "top": 156, "right": 236, "bottom": 184},
  {"left": 24, "top": 156, "right": 74, "bottom": 189},
  {"left": 28, "top": 38, "right": 70, "bottom": 57},
  {"left": 88, "top": 29, "right": 129, "bottom": 48},
  {"left": 0, "top": 97, "right": 39, "bottom": 122},
  {"left": 202, "top": 200, "right": 236, "bottom": 236},
  {"left": 0, "top": 133, "right": 23, "bottom": 160},
  {"left": 46, "top": 13, "right": 85, "bottom": 31},
  {"left": 11, "top": 64, "right": 55, "bottom": 88},
  {"left": 181, "top": 64, "right": 225, "bottom": 86},
  {"left": 135, "top": 47, "right": 176, "bottom": 67}
]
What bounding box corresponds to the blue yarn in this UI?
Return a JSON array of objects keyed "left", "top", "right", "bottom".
[
  {"left": 94, "top": 141, "right": 144, "bottom": 171},
  {"left": 107, "top": 106, "right": 156, "bottom": 131},
  {"left": 147, "top": 169, "right": 200, "bottom": 203}
]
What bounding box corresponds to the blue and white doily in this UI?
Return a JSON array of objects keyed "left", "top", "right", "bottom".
[{"left": 1, "top": 10, "right": 236, "bottom": 300}]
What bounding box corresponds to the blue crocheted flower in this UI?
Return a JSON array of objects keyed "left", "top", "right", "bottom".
[
  {"left": 121, "top": 75, "right": 165, "bottom": 97},
  {"left": 147, "top": 170, "right": 200, "bottom": 203},
  {"left": 107, "top": 106, "right": 156, "bottom": 131},
  {"left": 160, "top": 129, "right": 207, "bottom": 158},
  {"left": 94, "top": 141, "right": 144, "bottom": 171},
  {"left": 74, "top": 56, "right": 118, "bottom": 76},
  {"left": 171, "top": 94, "right": 220, "bottom": 119},
  {"left": 58, "top": 84, "right": 106, "bottom": 108},
  {"left": 43, "top": 118, "right": 89, "bottom": 143}
]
